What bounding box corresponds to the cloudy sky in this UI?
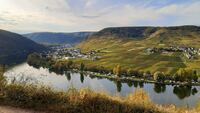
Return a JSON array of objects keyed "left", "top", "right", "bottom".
[{"left": 0, "top": 0, "right": 200, "bottom": 33}]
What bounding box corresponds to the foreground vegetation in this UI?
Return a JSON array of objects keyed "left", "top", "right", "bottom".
[{"left": 1, "top": 66, "right": 200, "bottom": 113}]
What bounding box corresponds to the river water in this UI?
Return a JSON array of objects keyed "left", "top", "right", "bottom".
[{"left": 4, "top": 63, "right": 200, "bottom": 108}]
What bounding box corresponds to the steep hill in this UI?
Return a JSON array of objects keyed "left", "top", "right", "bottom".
[
  {"left": 24, "top": 32, "right": 94, "bottom": 45},
  {"left": 0, "top": 29, "right": 47, "bottom": 65},
  {"left": 78, "top": 25, "right": 200, "bottom": 74}
]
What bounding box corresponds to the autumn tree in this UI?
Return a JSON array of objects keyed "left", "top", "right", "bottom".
[
  {"left": 113, "top": 65, "right": 122, "bottom": 77},
  {"left": 126, "top": 68, "right": 133, "bottom": 77}
]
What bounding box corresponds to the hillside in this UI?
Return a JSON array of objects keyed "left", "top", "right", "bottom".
[
  {"left": 24, "top": 32, "right": 94, "bottom": 45},
  {"left": 78, "top": 25, "right": 200, "bottom": 74},
  {"left": 0, "top": 29, "right": 47, "bottom": 65}
]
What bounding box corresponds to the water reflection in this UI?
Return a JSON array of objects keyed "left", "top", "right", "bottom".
[
  {"left": 133, "top": 81, "right": 138, "bottom": 88},
  {"left": 154, "top": 84, "right": 166, "bottom": 94},
  {"left": 139, "top": 82, "right": 144, "bottom": 88},
  {"left": 65, "top": 72, "right": 71, "bottom": 81},
  {"left": 4, "top": 63, "right": 200, "bottom": 107},
  {"left": 115, "top": 81, "right": 122, "bottom": 92},
  {"left": 80, "top": 73, "right": 84, "bottom": 83},
  {"left": 173, "top": 86, "right": 198, "bottom": 100},
  {"left": 130, "top": 81, "right": 144, "bottom": 88},
  {"left": 127, "top": 81, "right": 133, "bottom": 87}
]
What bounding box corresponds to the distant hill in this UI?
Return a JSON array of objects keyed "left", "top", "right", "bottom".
[
  {"left": 0, "top": 29, "right": 47, "bottom": 65},
  {"left": 23, "top": 32, "right": 94, "bottom": 45},
  {"left": 90, "top": 25, "right": 200, "bottom": 40},
  {"left": 78, "top": 25, "right": 200, "bottom": 74}
]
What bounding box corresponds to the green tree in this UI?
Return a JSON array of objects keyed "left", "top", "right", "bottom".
[
  {"left": 192, "top": 70, "right": 198, "bottom": 82},
  {"left": 80, "top": 63, "right": 85, "bottom": 71},
  {"left": 143, "top": 70, "right": 151, "bottom": 78},
  {"left": 153, "top": 71, "right": 165, "bottom": 82}
]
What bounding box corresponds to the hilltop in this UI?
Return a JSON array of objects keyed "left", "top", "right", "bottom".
[
  {"left": 78, "top": 25, "right": 200, "bottom": 74},
  {"left": 24, "top": 32, "right": 94, "bottom": 45},
  {"left": 0, "top": 29, "right": 47, "bottom": 65}
]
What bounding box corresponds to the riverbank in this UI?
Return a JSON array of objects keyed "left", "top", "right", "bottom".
[{"left": 72, "top": 69, "right": 200, "bottom": 86}]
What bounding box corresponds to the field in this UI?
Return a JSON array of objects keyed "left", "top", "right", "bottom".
[{"left": 77, "top": 32, "right": 200, "bottom": 75}]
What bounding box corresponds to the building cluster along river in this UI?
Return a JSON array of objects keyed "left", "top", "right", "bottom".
[{"left": 4, "top": 63, "right": 200, "bottom": 108}]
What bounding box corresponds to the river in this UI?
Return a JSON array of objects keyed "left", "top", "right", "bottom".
[{"left": 4, "top": 63, "right": 200, "bottom": 108}]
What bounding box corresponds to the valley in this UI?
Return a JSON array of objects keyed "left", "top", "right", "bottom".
[
  {"left": 1, "top": 1, "right": 200, "bottom": 112},
  {"left": 1, "top": 26, "right": 200, "bottom": 113}
]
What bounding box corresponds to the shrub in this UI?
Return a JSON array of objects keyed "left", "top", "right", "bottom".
[{"left": 153, "top": 71, "right": 165, "bottom": 82}]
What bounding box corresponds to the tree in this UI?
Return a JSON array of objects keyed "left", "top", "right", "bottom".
[
  {"left": 143, "top": 70, "right": 151, "bottom": 78},
  {"left": 192, "top": 70, "right": 198, "bottom": 82},
  {"left": 80, "top": 63, "right": 85, "bottom": 71},
  {"left": 113, "top": 65, "right": 122, "bottom": 77},
  {"left": 176, "top": 68, "right": 197, "bottom": 82},
  {"left": 126, "top": 68, "right": 133, "bottom": 77},
  {"left": 153, "top": 71, "right": 165, "bottom": 82},
  {"left": 176, "top": 68, "right": 187, "bottom": 82},
  {"left": 138, "top": 70, "right": 144, "bottom": 77},
  {"left": 67, "top": 60, "right": 73, "bottom": 69}
]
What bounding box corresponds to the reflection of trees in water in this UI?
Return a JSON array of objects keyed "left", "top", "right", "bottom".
[
  {"left": 173, "top": 86, "right": 198, "bottom": 100},
  {"left": 127, "top": 81, "right": 133, "bottom": 87},
  {"left": 191, "top": 88, "right": 198, "bottom": 95},
  {"left": 80, "top": 73, "right": 84, "bottom": 83},
  {"left": 154, "top": 84, "right": 166, "bottom": 93},
  {"left": 133, "top": 81, "right": 138, "bottom": 88},
  {"left": 131, "top": 81, "right": 144, "bottom": 88},
  {"left": 139, "top": 82, "right": 144, "bottom": 88},
  {"left": 115, "top": 81, "right": 122, "bottom": 92},
  {"left": 65, "top": 72, "right": 71, "bottom": 81},
  {"left": 49, "top": 68, "right": 64, "bottom": 75}
]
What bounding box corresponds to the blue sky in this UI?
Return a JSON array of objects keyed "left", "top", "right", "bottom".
[{"left": 0, "top": 0, "right": 199, "bottom": 33}]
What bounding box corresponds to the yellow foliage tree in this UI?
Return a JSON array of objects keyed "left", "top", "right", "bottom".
[{"left": 113, "top": 65, "right": 122, "bottom": 77}]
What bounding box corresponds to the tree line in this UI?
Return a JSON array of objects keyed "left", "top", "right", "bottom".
[{"left": 27, "top": 53, "right": 199, "bottom": 83}]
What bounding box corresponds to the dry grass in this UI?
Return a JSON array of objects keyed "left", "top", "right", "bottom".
[{"left": 1, "top": 84, "right": 199, "bottom": 113}]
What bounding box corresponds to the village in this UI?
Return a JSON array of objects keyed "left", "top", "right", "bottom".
[
  {"left": 43, "top": 45, "right": 101, "bottom": 61},
  {"left": 146, "top": 46, "right": 200, "bottom": 59}
]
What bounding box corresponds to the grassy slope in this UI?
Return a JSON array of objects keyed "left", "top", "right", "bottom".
[{"left": 77, "top": 27, "right": 200, "bottom": 75}]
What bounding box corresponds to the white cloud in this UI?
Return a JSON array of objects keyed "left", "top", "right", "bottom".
[{"left": 0, "top": 0, "right": 199, "bottom": 33}]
